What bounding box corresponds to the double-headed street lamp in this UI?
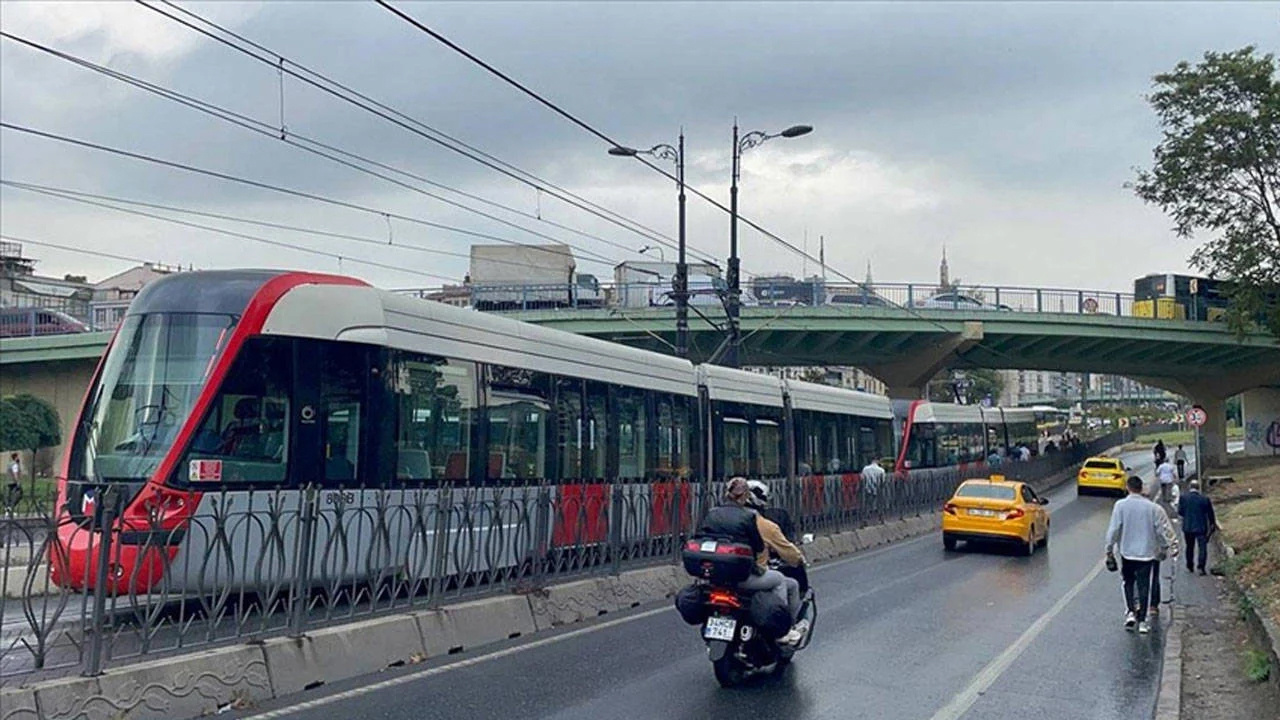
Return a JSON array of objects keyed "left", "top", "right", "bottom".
[
  {"left": 725, "top": 122, "right": 812, "bottom": 367},
  {"left": 609, "top": 134, "right": 688, "bottom": 358}
]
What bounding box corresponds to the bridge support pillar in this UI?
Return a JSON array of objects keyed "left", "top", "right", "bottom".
[
  {"left": 1241, "top": 387, "right": 1280, "bottom": 457},
  {"left": 1136, "top": 365, "right": 1280, "bottom": 470},
  {"left": 865, "top": 322, "right": 984, "bottom": 402}
]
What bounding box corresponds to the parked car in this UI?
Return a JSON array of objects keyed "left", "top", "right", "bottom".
[
  {"left": 914, "top": 292, "right": 1012, "bottom": 311},
  {"left": 827, "top": 290, "right": 892, "bottom": 307},
  {"left": 0, "top": 307, "right": 91, "bottom": 338}
]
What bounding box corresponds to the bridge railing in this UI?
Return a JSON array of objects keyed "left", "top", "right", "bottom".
[
  {"left": 396, "top": 281, "right": 1151, "bottom": 319},
  {"left": 0, "top": 425, "right": 1161, "bottom": 684}
]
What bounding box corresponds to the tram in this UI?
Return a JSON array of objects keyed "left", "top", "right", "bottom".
[
  {"left": 51, "top": 270, "right": 896, "bottom": 594},
  {"left": 893, "top": 401, "right": 1039, "bottom": 472}
]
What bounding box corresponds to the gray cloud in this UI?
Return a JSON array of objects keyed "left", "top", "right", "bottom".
[{"left": 1, "top": 1, "right": 1276, "bottom": 291}]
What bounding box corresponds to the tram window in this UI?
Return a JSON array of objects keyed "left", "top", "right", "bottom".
[
  {"left": 718, "top": 403, "right": 751, "bottom": 479},
  {"left": 487, "top": 366, "right": 552, "bottom": 481},
  {"left": 616, "top": 387, "right": 646, "bottom": 480},
  {"left": 321, "top": 343, "right": 368, "bottom": 483},
  {"left": 182, "top": 337, "right": 289, "bottom": 484},
  {"left": 556, "top": 378, "right": 584, "bottom": 480},
  {"left": 658, "top": 394, "right": 693, "bottom": 479},
  {"left": 755, "top": 417, "right": 782, "bottom": 477},
  {"left": 391, "top": 353, "right": 476, "bottom": 482},
  {"left": 585, "top": 382, "right": 608, "bottom": 479}
]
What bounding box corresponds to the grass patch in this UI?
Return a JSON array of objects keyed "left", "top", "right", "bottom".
[
  {"left": 1131, "top": 427, "right": 1244, "bottom": 447},
  {"left": 1244, "top": 648, "right": 1272, "bottom": 683},
  {"left": 1214, "top": 457, "right": 1280, "bottom": 629}
]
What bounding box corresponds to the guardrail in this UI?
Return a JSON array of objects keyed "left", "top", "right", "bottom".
[{"left": 0, "top": 425, "right": 1153, "bottom": 684}]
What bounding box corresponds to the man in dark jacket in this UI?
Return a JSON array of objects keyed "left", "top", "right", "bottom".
[{"left": 1177, "top": 480, "right": 1217, "bottom": 575}]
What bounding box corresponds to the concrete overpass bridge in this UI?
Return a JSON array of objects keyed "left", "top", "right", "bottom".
[{"left": 3, "top": 305, "right": 1278, "bottom": 468}]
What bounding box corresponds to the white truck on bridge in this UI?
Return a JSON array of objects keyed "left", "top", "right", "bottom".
[{"left": 469, "top": 244, "right": 603, "bottom": 311}]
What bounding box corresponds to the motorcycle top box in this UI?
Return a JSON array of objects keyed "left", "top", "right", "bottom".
[{"left": 682, "top": 539, "right": 756, "bottom": 584}]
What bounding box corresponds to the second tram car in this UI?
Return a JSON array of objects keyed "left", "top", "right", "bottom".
[{"left": 893, "top": 401, "right": 1038, "bottom": 471}]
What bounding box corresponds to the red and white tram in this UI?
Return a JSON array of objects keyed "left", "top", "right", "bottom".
[{"left": 52, "top": 270, "right": 896, "bottom": 594}]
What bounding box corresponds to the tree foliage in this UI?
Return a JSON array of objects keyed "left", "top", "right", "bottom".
[
  {"left": 0, "top": 394, "right": 61, "bottom": 462},
  {"left": 1132, "top": 46, "right": 1280, "bottom": 337},
  {"left": 927, "top": 368, "right": 1004, "bottom": 405}
]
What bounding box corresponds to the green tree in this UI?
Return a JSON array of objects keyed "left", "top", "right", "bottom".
[
  {"left": 0, "top": 394, "right": 61, "bottom": 487},
  {"left": 927, "top": 368, "right": 1005, "bottom": 406},
  {"left": 1132, "top": 47, "right": 1280, "bottom": 337}
]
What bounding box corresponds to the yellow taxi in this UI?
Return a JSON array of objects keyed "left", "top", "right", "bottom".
[
  {"left": 1076, "top": 456, "right": 1128, "bottom": 496},
  {"left": 942, "top": 476, "right": 1050, "bottom": 556}
]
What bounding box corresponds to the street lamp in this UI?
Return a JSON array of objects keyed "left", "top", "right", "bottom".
[
  {"left": 609, "top": 134, "right": 688, "bottom": 358},
  {"left": 637, "top": 245, "right": 665, "bottom": 262},
  {"left": 726, "top": 122, "right": 812, "bottom": 367}
]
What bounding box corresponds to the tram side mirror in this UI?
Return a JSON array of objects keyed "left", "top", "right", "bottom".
[{"left": 801, "top": 533, "right": 815, "bottom": 546}]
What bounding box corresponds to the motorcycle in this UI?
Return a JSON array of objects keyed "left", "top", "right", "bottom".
[{"left": 682, "top": 534, "right": 818, "bottom": 687}]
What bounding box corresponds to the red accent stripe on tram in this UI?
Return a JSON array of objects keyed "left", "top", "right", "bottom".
[{"left": 894, "top": 399, "right": 925, "bottom": 473}]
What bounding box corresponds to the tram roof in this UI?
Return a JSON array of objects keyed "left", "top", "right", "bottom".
[
  {"left": 784, "top": 379, "right": 893, "bottom": 419},
  {"left": 261, "top": 283, "right": 699, "bottom": 396}
]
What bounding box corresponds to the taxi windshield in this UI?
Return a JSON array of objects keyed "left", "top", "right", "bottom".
[
  {"left": 74, "top": 312, "right": 236, "bottom": 481},
  {"left": 1084, "top": 460, "right": 1120, "bottom": 470}
]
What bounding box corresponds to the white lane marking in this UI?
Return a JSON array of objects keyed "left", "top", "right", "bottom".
[
  {"left": 242, "top": 533, "right": 937, "bottom": 718},
  {"left": 240, "top": 605, "right": 671, "bottom": 720},
  {"left": 926, "top": 559, "right": 1106, "bottom": 720}
]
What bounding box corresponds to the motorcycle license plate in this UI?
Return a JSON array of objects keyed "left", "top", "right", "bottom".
[{"left": 704, "top": 616, "right": 736, "bottom": 641}]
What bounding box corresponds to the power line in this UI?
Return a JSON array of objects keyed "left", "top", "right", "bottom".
[
  {"left": 0, "top": 233, "right": 187, "bottom": 269},
  {"left": 0, "top": 177, "right": 459, "bottom": 282},
  {"left": 0, "top": 122, "right": 628, "bottom": 274},
  {"left": 0, "top": 30, "right": 629, "bottom": 270},
  {"left": 1, "top": 179, "right": 599, "bottom": 277},
  {"left": 136, "top": 0, "right": 724, "bottom": 270},
  {"left": 376, "top": 0, "right": 824, "bottom": 283}
]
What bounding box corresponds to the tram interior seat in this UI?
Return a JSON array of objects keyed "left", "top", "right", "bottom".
[
  {"left": 444, "top": 452, "right": 468, "bottom": 480},
  {"left": 488, "top": 452, "right": 509, "bottom": 479},
  {"left": 220, "top": 398, "right": 263, "bottom": 455},
  {"left": 397, "top": 449, "right": 432, "bottom": 480}
]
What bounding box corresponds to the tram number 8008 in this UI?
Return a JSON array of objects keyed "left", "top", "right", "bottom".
[{"left": 323, "top": 491, "right": 358, "bottom": 506}]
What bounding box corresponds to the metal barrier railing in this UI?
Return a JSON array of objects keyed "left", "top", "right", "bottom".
[{"left": 0, "top": 425, "right": 1152, "bottom": 684}]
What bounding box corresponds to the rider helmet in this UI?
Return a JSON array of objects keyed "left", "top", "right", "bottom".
[{"left": 745, "top": 479, "right": 771, "bottom": 508}]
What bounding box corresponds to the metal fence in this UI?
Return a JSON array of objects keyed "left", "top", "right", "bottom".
[
  {"left": 0, "top": 425, "right": 1152, "bottom": 684},
  {"left": 397, "top": 280, "right": 1151, "bottom": 318}
]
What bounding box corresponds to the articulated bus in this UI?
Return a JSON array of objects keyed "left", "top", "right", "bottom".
[
  {"left": 893, "top": 402, "right": 1039, "bottom": 472},
  {"left": 52, "top": 270, "right": 896, "bottom": 595}
]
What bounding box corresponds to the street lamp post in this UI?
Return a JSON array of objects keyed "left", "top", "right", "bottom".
[
  {"left": 727, "top": 122, "right": 812, "bottom": 367},
  {"left": 609, "top": 134, "right": 688, "bottom": 358}
]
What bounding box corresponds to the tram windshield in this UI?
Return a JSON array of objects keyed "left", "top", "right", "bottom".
[{"left": 75, "top": 312, "right": 236, "bottom": 481}]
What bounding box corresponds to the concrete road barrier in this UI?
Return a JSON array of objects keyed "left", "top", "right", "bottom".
[
  {"left": 0, "top": 685, "right": 38, "bottom": 720},
  {"left": 444, "top": 594, "right": 537, "bottom": 651},
  {"left": 263, "top": 614, "right": 426, "bottom": 696}
]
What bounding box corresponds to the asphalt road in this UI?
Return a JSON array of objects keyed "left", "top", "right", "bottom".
[{"left": 239, "top": 448, "right": 1179, "bottom": 720}]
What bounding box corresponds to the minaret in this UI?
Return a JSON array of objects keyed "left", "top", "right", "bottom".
[
  {"left": 939, "top": 245, "right": 950, "bottom": 290},
  {"left": 864, "top": 260, "right": 873, "bottom": 289}
]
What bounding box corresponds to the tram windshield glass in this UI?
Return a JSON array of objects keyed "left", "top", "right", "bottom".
[{"left": 74, "top": 312, "right": 236, "bottom": 482}]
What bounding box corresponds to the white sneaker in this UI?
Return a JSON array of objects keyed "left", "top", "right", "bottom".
[
  {"left": 1124, "top": 612, "right": 1136, "bottom": 631},
  {"left": 1138, "top": 620, "right": 1151, "bottom": 634},
  {"left": 779, "top": 619, "right": 809, "bottom": 646}
]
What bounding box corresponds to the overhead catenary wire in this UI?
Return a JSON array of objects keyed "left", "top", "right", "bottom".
[
  {"left": 0, "top": 179, "right": 598, "bottom": 278},
  {"left": 0, "top": 233, "right": 188, "bottom": 269},
  {"left": 135, "top": 0, "right": 727, "bottom": 271},
  {"left": 0, "top": 29, "right": 628, "bottom": 270},
  {"left": 0, "top": 177, "right": 460, "bottom": 283},
  {"left": 0, "top": 122, "right": 629, "bottom": 275}
]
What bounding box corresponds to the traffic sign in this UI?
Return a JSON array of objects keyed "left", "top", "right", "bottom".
[{"left": 1186, "top": 405, "right": 1207, "bottom": 428}]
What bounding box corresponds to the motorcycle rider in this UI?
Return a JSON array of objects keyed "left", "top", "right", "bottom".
[
  {"left": 699, "top": 478, "right": 808, "bottom": 645},
  {"left": 746, "top": 480, "right": 809, "bottom": 595}
]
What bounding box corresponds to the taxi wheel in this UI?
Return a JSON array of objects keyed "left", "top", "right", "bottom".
[
  {"left": 943, "top": 535, "right": 958, "bottom": 552},
  {"left": 1040, "top": 530, "right": 1050, "bottom": 549},
  {"left": 1023, "top": 531, "right": 1036, "bottom": 557}
]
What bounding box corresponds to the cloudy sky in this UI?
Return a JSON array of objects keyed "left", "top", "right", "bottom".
[{"left": 1, "top": 1, "right": 1276, "bottom": 293}]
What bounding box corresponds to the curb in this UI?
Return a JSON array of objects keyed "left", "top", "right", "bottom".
[{"left": 1155, "top": 604, "right": 1183, "bottom": 720}]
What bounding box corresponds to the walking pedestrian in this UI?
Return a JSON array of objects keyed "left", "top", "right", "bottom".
[
  {"left": 1174, "top": 445, "right": 1188, "bottom": 481},
  {"left": 1153, "top": 439, "right": 1166, "bottom": 466},
  {"left": 1178, "top": 480, "right": 1217, "bottom": 576},
  {"left": 4, "top": 453, "right": 21, "bottom": 511},
  {"left": 1155, "top": 456, "right": 1177, "bottom": 506},
  {"left": 1105, "top": 475, "right": 1172, "bottom": 634}
]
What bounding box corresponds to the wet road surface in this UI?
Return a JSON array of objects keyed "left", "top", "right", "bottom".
[{"left": 240, "top": 448, "right": 1176, "bottom": 720}]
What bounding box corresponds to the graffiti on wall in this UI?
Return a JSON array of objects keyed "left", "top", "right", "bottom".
[{"left": 1246, "top": 418, "right": 1280, "bottom": 450}]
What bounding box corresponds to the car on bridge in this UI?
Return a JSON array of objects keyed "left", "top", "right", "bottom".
[
  {"left": 1076, "top": 456, "right": 1129, "bottom": 496},
  {"left": 942, "top": 476, "right": 1050, "bottom": 555},
  {"left": 914, "top": 292, "right": 1013, "bottom": 311}
]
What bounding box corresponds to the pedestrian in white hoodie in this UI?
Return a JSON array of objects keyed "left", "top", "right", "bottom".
[{"left": 1105, "top": 475, "right": 1172, "bottom": 634}]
